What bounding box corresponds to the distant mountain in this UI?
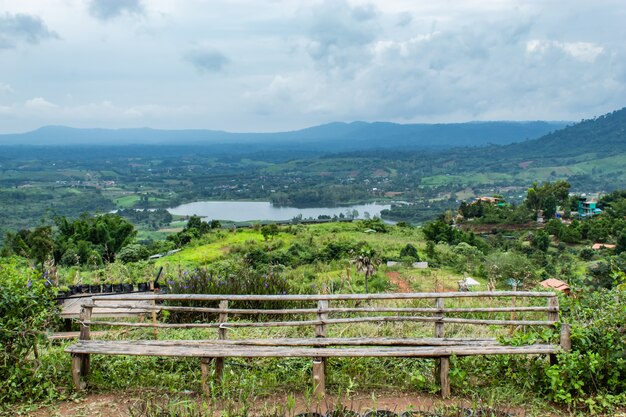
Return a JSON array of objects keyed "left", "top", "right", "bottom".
[
  {"left": 505, "top": 107, "right": 626, "bottom": 158},
  {"left": 0, "top": 121, "right": 567, "bottom": 150}
]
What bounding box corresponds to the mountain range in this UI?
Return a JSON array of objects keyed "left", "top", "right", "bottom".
[{"left": 0, "top": 121, "right": 567, "bottom": 150}]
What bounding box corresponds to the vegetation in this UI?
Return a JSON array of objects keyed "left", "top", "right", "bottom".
[{"left": 3, "top": 104, "right": 626, "bottom": 414}]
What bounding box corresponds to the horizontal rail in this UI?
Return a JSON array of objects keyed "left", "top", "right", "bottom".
[
  {"left": 66, "top": 341, "right": 562, "bottom": 357},
  {"left": 84, "top": 316, "right": 556, "bottom": 329},
  {"left": 88, "top": 303, "right": 556, "bottom": 315},
  {"left": 63, "top": 337, "right": 500, "bottom": 347},
  {"left": 90, "top": 291, "right": 556, "bottom": 303}
]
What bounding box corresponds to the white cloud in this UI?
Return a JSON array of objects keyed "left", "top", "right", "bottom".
[
  {"left": 24, "top": 97, "right": 58, "bottom": 110},
  {"left": 0, "top": 83, "right": 14, "bottom": 94},
  {"left": 0, "top": 0, "right": 626, "bottom": 132},
  {"left": 527, "top": 40, "right": 604, "bottom": 63}
]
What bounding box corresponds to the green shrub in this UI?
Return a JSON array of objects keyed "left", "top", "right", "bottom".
[{"left": 0, "top": 257, "right": 61, "bottom": 404}]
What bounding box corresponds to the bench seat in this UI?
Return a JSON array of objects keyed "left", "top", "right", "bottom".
[{"left": 66, "top": 339, "right": 561, "bottom": 358}]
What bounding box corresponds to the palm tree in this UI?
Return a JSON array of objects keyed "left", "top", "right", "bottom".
[{"left": 351, "top": 247, "right": 380, "bottom": 293}]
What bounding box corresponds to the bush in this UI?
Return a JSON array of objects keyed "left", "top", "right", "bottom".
[
  {"left": 165, "top": 261, "right": 293, "bottom": 322},
  {"left": 0, "top": 258, "right": 61, "bottom": 404},
  {"left": 544, "top": 288, "right": 626, "bottom": 412}
]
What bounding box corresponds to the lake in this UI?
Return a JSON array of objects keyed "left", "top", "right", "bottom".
[{"left": 167, "top": 201, "right": 391, "bottom": 222}]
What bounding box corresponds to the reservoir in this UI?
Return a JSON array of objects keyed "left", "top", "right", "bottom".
[{"left": 167, "top": 201, "right": 391, "bottom": 222}]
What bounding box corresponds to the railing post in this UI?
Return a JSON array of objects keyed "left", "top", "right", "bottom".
[
  {"left": 215, "top": 300, "right": 229, "bottom": 381},
  {"left": 72, "top": 304, "right": 92, "bottom": 390},
  {"left": 434, "top": 297, "right": 450, "bottom": 398},
  {"left": 560, "top": 323, "right": 571, "bottom": 352},
  {"left": 313, "top": 299, "right": 328, "bottom": 397},
  {"left": 151, "top": 299, "right": 159, "bottom": 340},
  {"left": 548, "top": 295, "right": 560, "bottom": 365}
]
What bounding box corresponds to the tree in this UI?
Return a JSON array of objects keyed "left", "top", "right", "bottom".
[
  {"left": 261, "top": 224, "right": 279, "bottom": 241},
  {"left": 399, "top": 243, "right": 420, "bottom": 261},
  {"left": 531, "top": 231, "right": 551, "bottom": 252},
  {"left": 27, "top": 226, "right": 55, "bottom": 269},
  {"left": 351, "top": 247, "right": 380, "bottom": 293}
]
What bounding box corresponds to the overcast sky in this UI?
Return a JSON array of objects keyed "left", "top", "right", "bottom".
[{"left": 1, "top": 0, "right": 625, "bottom": 133}]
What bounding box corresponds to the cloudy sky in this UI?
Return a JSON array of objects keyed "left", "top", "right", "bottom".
[{"left": 1, "top": 0, "right": 625, "bottom": 133}]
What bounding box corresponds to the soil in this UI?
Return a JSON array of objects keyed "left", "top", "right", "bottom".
[
  {"left": 20, "top": 390, "right": 539, "bottom": 417},
  {"left": 386, "top": 272, "right": 411, "bottom": 293}
]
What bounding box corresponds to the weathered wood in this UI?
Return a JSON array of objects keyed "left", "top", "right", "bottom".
[
  {"left": 79, "top": 305, "right": 93, "bottom": 341},
  {"left": 560, "top": 323, "right": 571, "bottom": 352},
  {"left": 89, "top": 304, "right": 555, "bottom": 315},
  {"left": 314, "top": 299, "right": 329, "bottom": 397},
  {"left": 215, "top": 300, "right": 228, "bottom": 382},
  {"left": 312, "top": 359, "right": 325, "bottom": 397},
  {"left": 66, "top": 341, "right": 560, "bottom": 357},
  {"left": 200, "top": 357, "right": 212, "bottom": 396},
  {"left": 434, "top": 298, "right": 444, "bottom": 338},
  {"left": 77, "top": 305, "right": 92, "bottom": 382},
  {"left": 440, "top": 356, "right": 450, "bottom": 398},
  {"left": 69, "top": 291, "right": 564, "bottom": 399},
  {"left": 151, "top": 300, "right": 159, "bottom": 340},
  {"left": 63, "top": 337, "right": 500, "bottom": 347},
  {"left": 71, "top": 354, "right": 86, "bottom": 390},
  {"left": 92, "top": 291, "right": 556, "bottom": 303},
  {"left": 84, "top": 316, "right": 556, "bottom": 329}
]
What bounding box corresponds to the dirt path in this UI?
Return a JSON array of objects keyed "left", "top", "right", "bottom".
[
  {"left": 386, "top": 271, "right": 412, "bottom": 293},
  {"left": 22, "top": 390, "right": 540, "bottom": 417}
]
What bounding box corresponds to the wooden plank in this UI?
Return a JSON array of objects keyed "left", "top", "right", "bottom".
[
  {"left": 88, "top": 304, "right": 555, "bottom": 314},
  {"left": 92, "top": 291, "right": 556, "bottom": 303},
  {"left": 49, "top": 331, "right": 109, "bottom": 340},
  {"left": 83, "top": 316, "right": 556, "bottom": 329},
  {"left": 61, "top": 296, "right": 157, "bottom": 319},
  {"left": 65, "top": 341, "right": 561, "bottom": 357},
  {"left": 62, "top": 337, "right": 500, "bottom": 347}
]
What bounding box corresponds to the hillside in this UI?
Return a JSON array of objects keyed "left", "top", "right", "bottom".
[{"left": 502, "top": 107, "right": 626, "bottom": 158}]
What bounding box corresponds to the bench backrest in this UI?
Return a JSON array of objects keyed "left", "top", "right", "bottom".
[{"left": 79, "top": 291, "right": 568, "bottom": 347}]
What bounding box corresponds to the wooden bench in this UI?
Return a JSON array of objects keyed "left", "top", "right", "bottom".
[{"left": 66, "top": 291, "right": 571, "bottom": 398}]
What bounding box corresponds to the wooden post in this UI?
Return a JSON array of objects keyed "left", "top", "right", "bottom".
[
  {"left": 313, "top": 299, "right": 328, "bottom": 397},
  {"left": 509, "top": 294, "right": 516, "bottom": 336},
  {"left": 440, "top": 356, "right": 451, "bottom": 398},
  {"left": 560, "top": 323, "right": 571, "bottom": 352},
  {"left": 201, "top": 357, "right": 212, "bottom": 396},
  {"left": 548, "top": 296, "right": 560, "bottom": 365},
  {"left": 151, "top": 299, "right": 158, "bottom": 340},
  {"left": 72, "top": 304, "right": 92, "bottom": 390},
  {"left": 215, "top": 300, "right": 228, "bottom": 381},
  {"left": 434, "top": 297, "right": 449, "bottom": 397},
  {"left": 71, "top": 354, "right": 86, "bottom": 390}
]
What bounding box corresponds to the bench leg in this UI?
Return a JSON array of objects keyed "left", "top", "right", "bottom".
[
  {"left": 215, "top": 358, "right": 224, "bottom": 382},
  {"left": 312, "top": 358, "right": 325, "bottom": 398},
  {"left": 439, "top": 356, "right": 450, "bottom": 398},
  {"left": 71, "top": 354, "right": 88, "bottom": 391},
  {"left": 201, "top": 357, "right": 212, "bottom": 396}
]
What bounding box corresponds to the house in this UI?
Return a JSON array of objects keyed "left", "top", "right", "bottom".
[
  {"left": 578, "top": 196, "right": 602, "bottom": 217},
  {"left": 592, "top": 243, "right": 616, "bottom": 250},
  {"left": 472, "top": 196, "right": 506, "bottom": 207},
  {"left": 457, "top": 277, "right": 480, "bottom": 291},
  {"left": 539, "top": 278, "right": 571, "bottom": 295}
]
